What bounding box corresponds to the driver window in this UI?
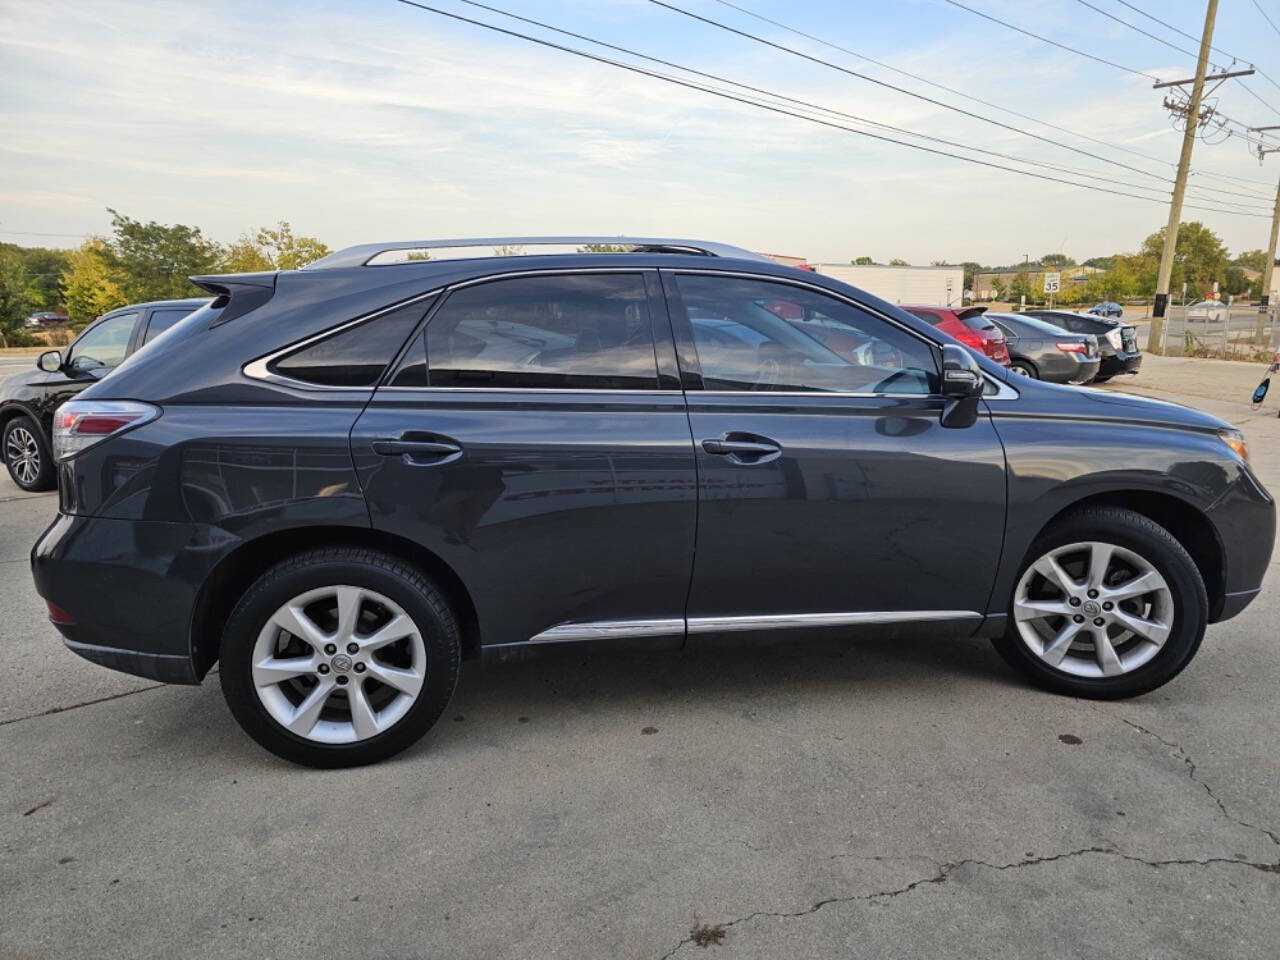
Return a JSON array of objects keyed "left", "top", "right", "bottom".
[
  {"left": 68, "top": 313, "right": 138, "bottom": 371},
  {"left": 677, "top": 276, "right": 938, "bottom": 394}
]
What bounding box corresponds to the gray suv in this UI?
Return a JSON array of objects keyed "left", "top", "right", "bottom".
[{"left": 29, "top": 238, "right": 1274, "bottom": 767}]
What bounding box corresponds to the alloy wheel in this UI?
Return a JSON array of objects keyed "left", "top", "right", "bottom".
[
  {"left": 252, "top": 585, "right": 427, "bottom": 743},
  {"left": 1013, "top": 540, "right": 1173, "bottom": 679},
  {"left": 5, "top": 426, "right": 41, "bottom": 487}
]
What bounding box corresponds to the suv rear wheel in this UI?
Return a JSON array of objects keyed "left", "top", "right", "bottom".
[
  {"left": 219, "top": 548, "right": 460, "bottom": 767},
  {"left": 3, "top": 415, "right": 55, "bottom": 491},
  {"left": 992, "top": 506, "right": 1207, "bottom": 699}
]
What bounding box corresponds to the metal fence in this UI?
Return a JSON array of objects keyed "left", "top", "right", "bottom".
[{"left": 1152, "top": 304, "right": 1280, "bottom": 360}]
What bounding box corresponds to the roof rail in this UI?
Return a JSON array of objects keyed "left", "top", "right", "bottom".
[{"left": 303, "top": 236, "right": 768, "bottom": 270}]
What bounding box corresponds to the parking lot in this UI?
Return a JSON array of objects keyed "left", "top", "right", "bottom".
[{"left": 2, "top": 356, "right": 1278, "bottom": 959}]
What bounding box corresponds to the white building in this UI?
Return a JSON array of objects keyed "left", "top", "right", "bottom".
[{"left": 813, "top": 264, "right": 964, "bottom": 306}]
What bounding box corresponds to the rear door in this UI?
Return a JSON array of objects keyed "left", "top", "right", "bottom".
[
  {"left": 664, "top": 271, "right": 1007, "bottom": 640},
  {"left": 351, "top": 270, "right": 696, "bottom": 652}
]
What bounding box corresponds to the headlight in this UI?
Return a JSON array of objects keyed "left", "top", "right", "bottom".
[{"left": 1218, "top": 429, "right": 1249, "bottom": 463}]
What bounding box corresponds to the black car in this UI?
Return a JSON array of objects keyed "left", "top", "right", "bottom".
[
  {"left": 1088, "top": 301, "right": 1124, "bottom": 318},
  {"left": 985, "top": 312, "right": 1100, "bottom": 384},
  {"left": 1, "top": 298, "right": 206, "bottom": 490},
  {"left": 1023, "top": 308, "right": 1141, "bottom": 381},
  {"left": 29, "top": 237, "right": 1273, "bottom": 767}
]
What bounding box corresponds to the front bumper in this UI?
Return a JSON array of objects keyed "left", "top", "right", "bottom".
[{"left": 30, "top": 513, "right": 238, "bottom": 684}]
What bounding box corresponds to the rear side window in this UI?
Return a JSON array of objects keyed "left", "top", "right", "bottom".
[
  {"left": 143, "top": 308, "right": 193, "bottom": 344},
  {"left": 425, "top": 274, "right": 658, "bottom": 389},
  {"left": 905, "top": 309, "right": 942, "bottom": 326},
  {"left": 960, "top": 314, "right": 997, "bottom": 332},
  {"left": 271, "top": 298, "right": 435, "bottom": 387}
]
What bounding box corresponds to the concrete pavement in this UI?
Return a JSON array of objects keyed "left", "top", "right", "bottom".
[{"left": 2, "top": 356, "right": 1277, "bottom": 959}]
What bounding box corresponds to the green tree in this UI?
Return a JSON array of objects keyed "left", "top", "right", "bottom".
[
  {"left": 1008, "top": 271, "right": 1032, "bottom": 304},
  {"left": 222, "top": 222, "right": 329, "bottom": 272},
  {"left": 578, "top": 243, "right": 630, "bottom": 253},
  {"left": 1232, "top": 249, "right": 1269, "bottom": 272},
  {"left": 12, "top": 246, "right": 71, "bottom": 311},
  {"left": 991, "top": 277, "right": 1008, "bottom": 301},
  {"left": 1140, "top": 221, "right": 1229, "bottom": 299},
  {"left": 1082, "top": 255, "right": 1115, "bottom": 270},
  {"left": 853, "top": 256, "right": 875, "bottom": 265},
  {"left": 0, "top": 246, "right": 31, "bottom": 346},
  {"left": 101, "top": 208, "right": 223, "bottom": 303},
  {"left": 1040, "top": 253, "right": 1075, "bottom": 268},
  {"left": 888, "top": 258, "right": 909, "bottom": 266},
  {"left": 1223, "top": 265, "right": 1251, "bottom": 297},
  {"left": 60, "top": 239, "right": 126, "bottom": 327}
]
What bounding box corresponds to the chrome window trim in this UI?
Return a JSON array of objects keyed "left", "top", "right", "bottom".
[
  {"left": 374, "top": 387, "right": 677, "bottom": 396},
  {"left": 242, "top": 288, "right": 444, "bottom": 390}
]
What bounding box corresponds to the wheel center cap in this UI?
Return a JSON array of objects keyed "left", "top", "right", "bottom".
[
  {"left": 330, "top": 654, "right": 353, "bottom": 673},
  {"left": 1082, "top": 600, "right": 1101, "bottom": 616}
]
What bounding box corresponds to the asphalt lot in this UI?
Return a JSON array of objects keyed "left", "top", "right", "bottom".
[{"left": 2, "top": 356, "right": 1278, "bottom": 959}]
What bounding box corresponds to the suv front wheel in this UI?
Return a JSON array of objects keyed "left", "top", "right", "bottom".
[
  {"left": 219, "top": 548, "right": 461, "bottom": 767},
  {"left": 992, "top": 506, "right": 1208, "bottom": 699}
]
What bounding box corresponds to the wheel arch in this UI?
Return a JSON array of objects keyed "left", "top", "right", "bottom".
[
  {"left": 1032, "top": 489, "right": 1226, "bottom": 620},
  {"left": 191, "top": 525, "right": 482, "bottom": 678}
]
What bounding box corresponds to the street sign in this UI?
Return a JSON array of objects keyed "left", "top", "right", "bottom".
[{"left": 1043, "top": 272, "right": 1061, "bottom": 293}]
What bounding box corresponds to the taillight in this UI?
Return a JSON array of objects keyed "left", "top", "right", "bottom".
[
  {"left": 46, "top": 601, "right": 76, "bottom": 625},
  {"left": 53, "top": 400, "right": 159, "bottom": 461},
  {"left": 953, "top": 328, "right": 984, "bottom": 350},
  {"left": 1057, "top": 342, "right": 1088, "bottom": 354}
]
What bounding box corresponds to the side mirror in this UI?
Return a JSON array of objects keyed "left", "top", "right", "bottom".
[
  {"left": 37, "top": 350, "right": 63, "bottom": 373},
  {"left": 940, "top": 343, "right": 983, "bottom": 428}
]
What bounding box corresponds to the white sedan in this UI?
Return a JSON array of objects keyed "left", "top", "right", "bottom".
[{"left": 1185, "top": 300, "right": 1229, "bottom": 322}]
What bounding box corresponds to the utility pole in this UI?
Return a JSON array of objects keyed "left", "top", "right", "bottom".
[{"left": 1148, "top": 0, "right": 1218, "bottom": 353}]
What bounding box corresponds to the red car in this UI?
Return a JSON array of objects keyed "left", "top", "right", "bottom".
[{"left": 902, "top": 305, "right": 1011, "bottom": 366}]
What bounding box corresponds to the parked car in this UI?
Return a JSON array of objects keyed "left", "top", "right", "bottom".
[
  {"left": 1186, "top": 300, "right": 1229, "bottom": 323},
  {"left": 1, "top": 298, "right": 206, "bottom": 490},
  {"left": 1022, "top": 309, "right": 1141, "bottom": 382},
  {"left": 901, "top": 304, "right": 1011, "bottom": 366},
  {"left": 24, "top": 311, "right": 68, "bottom": 328},
  {"left": 986, "top": 312, "right": 1100, "bottom": 384},
  {"left": 30, "top": 237, "right": 1273, "bottom": 768},
  {"left": 1088, "top": 302, "right": 1123, "bottom": 318}
]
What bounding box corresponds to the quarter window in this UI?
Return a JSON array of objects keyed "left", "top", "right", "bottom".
[
  {"left": 270, "top": 298, "right": 435, "bottom": 387},
  {"left": 425, "top": 274, "right": 658, "bottom": 390},
  {"left": 677, "top": 276, "right": 938, "bottom": 394},
  {"left": 69, "top": 313, "right": 138, "bottom": 371}
]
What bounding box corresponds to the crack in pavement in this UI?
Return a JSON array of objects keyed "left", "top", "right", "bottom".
[
  {"left": 0, "top": 683, "right": 167, "bottom": 727},
  {"left": 1105, "top": 711, "right": 1280, "bottom": 848},
  {"left": 658, "top": 846, "right": 1280, "bottom": 958}
]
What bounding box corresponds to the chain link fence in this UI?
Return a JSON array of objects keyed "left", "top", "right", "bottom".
[{"left": 1152, "top": 303, "right": 1280, "bottom": 361}]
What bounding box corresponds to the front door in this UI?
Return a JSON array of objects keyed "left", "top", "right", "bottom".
[
  {"left": 663, "top": 271, "right": 1007, "bottom": 640},
  {"left": 351, "top": 270, "right": 697, "bottom": 652}
]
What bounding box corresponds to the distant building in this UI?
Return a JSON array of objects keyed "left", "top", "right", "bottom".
[
  {"left": 973, "top": 265, "right": 1101, "bottom": 301},
  {"left": 812, "top": 263, "right": 964, "bottom": 306}
]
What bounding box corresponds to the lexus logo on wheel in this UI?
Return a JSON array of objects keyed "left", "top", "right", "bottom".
[
  {"left": 330, "top": 654, "right": 353, "bottom": 673},
  {"left": 1082, "top": 600, "right": 1101, "bottom": 616}
]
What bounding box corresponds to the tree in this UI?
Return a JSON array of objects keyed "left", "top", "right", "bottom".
[
  {"left": 61, "top": 239, "right": 126, "bottom": 327},
  {"left": 1082, "top": 255, "right": 1115, "bottom": 270},
  {"left": 853, "top": 256, "right": 874, "bottom": 265},
  {"left": 1040, "top": 253, "right": 1075, "bottom": 268},
  {"left": 1232, "top": 249, "right": 1269, "bottom": 272},
  {"left": 991, "top": 277, "right": 1008, "bottom": 301},
  {"left": 959, "top": 261, "right": 982, "bottom": 295},
  {"left": 1139, "top": 221, "right": 1228, "bottom": 298},
  {"left": 1223, "top": 265, "right": 1251, "bottom": 297},
  {"left": 578, "top": 243, "right": 630, "bottom": 253},
  {"left": 1008, "top": 270, "right": 1032, "bottom": 304},
  {"left": 0, "top": 246, "right": 31, "bottom": 346},
  {"left": 101, "top": 208, "right": 223, "bottom": 302},
  {"left": 888, "top": 258, "right": 909, "bottom": 266},
  {"left": 223, "top": 221, "right": 330, "bottom": 272},
  {"left": 12, "top": 246, "right": 71, "bottom": 311}
]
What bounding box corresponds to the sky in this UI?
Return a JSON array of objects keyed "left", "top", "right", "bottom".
[{"left": 2, "top": 0, "right": 1280, "bottom": 267}]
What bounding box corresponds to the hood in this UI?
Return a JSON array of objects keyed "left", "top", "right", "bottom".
[{"left": 1070, "top": 384, "right": 1232, "bottom": 432}]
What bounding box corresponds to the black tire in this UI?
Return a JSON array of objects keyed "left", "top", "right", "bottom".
[
  {"left": 3, "top": 414, "right": 56, "bottom": 492},
  {"left": 1008, "top": 360, "right": 1038, "bottom": 379},
  {"left": 219, "top": 548, "right": 461, "bottom": 767},
  {"left": 991, "top": 506, "right": 1208, "bottom": 699}
]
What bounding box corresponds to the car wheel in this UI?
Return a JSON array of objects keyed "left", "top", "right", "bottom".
[
  {"left": 3, "top": 415, "right": 55, "bottom": 492},
  {"left": 1009, "top": 361, "right": 1038, "bottom": 378},
  {"left": 219, "top": 548, "right": 461, "bottom": 767},
  {"left": 991, "top": 506, "right": 1207, "bottom": 699}
]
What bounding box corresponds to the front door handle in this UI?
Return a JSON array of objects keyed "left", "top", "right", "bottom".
[
  {"left": 701, "top": 435, "right": 782, "bottom": 464},
  {"left": 371, "top": 438, "right": 463, "bottom": 466}
]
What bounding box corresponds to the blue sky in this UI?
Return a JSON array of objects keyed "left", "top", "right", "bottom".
[{"left": 2, "top": 0, "right": 1279, "bottom": 265}]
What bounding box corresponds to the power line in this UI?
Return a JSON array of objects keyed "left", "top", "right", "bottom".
[
  {"left": 453, "top": 0, "right": 1268, "bottom": 211},
  {"left": 705, "top": 0, "right": 1275, "bottom": 201},
  {"left": 940, "top": 0, "right": 1161, "bottom": 82},
  {"left": 1073, "top": 0, "right": 1208, "bottom": 65},
  {"left": 389, "top": 0, "right": 1268, "bottom": 217},
  {"left": 650, "top": 0, "right": 1181, "bottom": 183},
  {"left": 1251, "top": 0, "right": 1280, "bottom": 40}
]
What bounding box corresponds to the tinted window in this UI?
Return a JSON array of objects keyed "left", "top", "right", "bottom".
[
  {"left": 678, "top": 275, "right": 938, "bottom": 394},
  {"left": 906, "top": 309, "right": 943, "bottom": 326},
  {"left": 389, "top": 331, "right": 428, "bottom": 387},
  {"left": 272, "top": 298, "right": 434, "bottom": 387},
  {"left": 69, "top": 313, "right": 137, "bottom": 370},
  {"left": 143, "top": 308, "right": 193, "bottom": 344},
  {"left": 425, "top": 274, "right": 657, "bottom": 390}
]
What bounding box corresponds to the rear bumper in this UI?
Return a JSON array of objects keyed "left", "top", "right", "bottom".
[
  {"left": 1100, "top": 351, "right": 1142, "bottom": 377},
  {"left": 30, "top": 513, "right": 238, "bottom": 685}
]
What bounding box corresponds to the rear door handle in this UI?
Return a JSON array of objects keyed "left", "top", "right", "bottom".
[
  {"left": 371, "top": 438, "right": 463, "bottom": 465},
  {"left": 701, "top": 436, "right": 782, "bottom": 464}
]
